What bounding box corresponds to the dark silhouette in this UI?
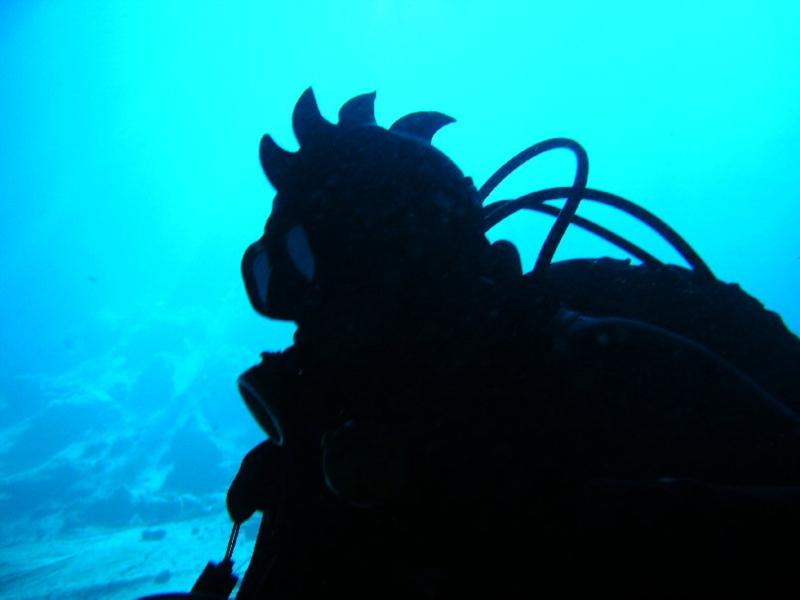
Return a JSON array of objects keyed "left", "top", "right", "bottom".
[{"left": 155, "top": 89, "right": 800, "bottom": 599}]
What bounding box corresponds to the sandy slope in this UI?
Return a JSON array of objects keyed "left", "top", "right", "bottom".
[{"left": 0, "top": 513, "right": 259, "bottom": 600}]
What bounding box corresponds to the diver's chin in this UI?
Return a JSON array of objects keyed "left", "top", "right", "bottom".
[{"left": 238, "top": 362, "right": 286, "bottom": 446}]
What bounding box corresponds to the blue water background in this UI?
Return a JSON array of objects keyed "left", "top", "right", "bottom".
[{"left": 1, "top": 1, "right": 798, "bottom": 597}]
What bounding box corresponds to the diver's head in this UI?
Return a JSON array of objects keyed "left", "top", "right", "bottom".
[{"left": 242, "top": 88, "right": 489, "bottom": 323}]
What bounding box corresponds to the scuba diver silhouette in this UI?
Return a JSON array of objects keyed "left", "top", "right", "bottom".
[{"left": 147, "top": 89, "right": 800, "bottom": 599}]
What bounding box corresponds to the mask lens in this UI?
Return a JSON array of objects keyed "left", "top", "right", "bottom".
[{"left": 242, "top": 240, "right": 271, "bottom": 316}]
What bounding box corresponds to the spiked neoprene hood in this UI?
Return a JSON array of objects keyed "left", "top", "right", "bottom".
[{"left": 243, "top": 88, "right": 486, "bottom": 321}]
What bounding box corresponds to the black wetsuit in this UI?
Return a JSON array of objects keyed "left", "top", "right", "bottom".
[{"left": 232, "top": 260, "right": 800, "bottom": 598}]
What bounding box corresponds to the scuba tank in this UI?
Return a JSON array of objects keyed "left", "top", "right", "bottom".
[{"left": 543, "top": 257, "right": 800, "bottom": 412}]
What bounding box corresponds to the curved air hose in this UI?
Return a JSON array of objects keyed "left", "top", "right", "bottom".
[
  {"left": 479, "top": 138, "right": 589, "bottom": 280},
  {"left": 479, "top": 140, "right": 714, "bottom": 281}
]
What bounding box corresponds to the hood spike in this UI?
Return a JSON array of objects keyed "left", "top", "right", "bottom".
[
  {"left": 292, "top": 87, "right": 334, "bottom": 146},
  {"left": 338, "top": 92, "right": 377, "bottom": 128},
  {"left": 389, "top": 111, "right": 455, "bottom": 143},
  {"left": 260, "top": 134, "right": 296, "bottom": 190}
]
